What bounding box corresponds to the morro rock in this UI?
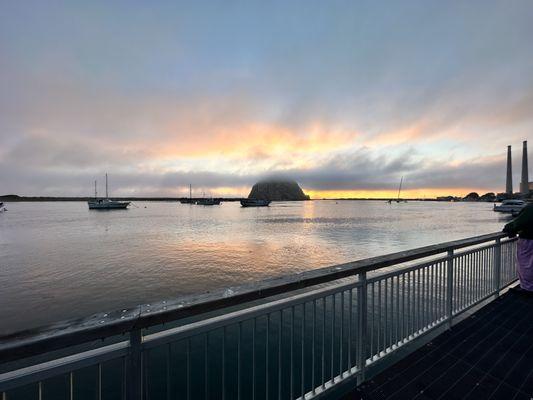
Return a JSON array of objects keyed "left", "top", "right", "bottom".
[{"left": 248, "top": 179, "right": 310, "bottom": 201}]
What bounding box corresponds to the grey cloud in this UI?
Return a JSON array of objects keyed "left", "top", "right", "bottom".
[{"left": 0, "top": 146, "right": 510, "bottom": 197}]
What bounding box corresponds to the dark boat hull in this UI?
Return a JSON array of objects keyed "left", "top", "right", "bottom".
[{"left": 240, "top": 199, "right": 271, "bottom": 207}]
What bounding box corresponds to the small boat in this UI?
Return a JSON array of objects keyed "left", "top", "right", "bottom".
[
  {"left": 88, "top": 198, "right": 130, "bottom": 210},
  {"left": 180, "top": 184, "right": 195, "bottom": 204},
  {"left": 387, "top": 177, "right": 408, "bottom": 204},
  {"left": 88, "top": 174, "right": 130, "bottom": 210},
  {"left": 0, "top": 202, "right": 6, "bottom": 212},
  {"left": 196, "top": 198, "right": 221, "bottom": 206},
  {"left": 240, "top": 198, "right": 271, "bottom": 207},
  {"left": 494, "top": 199, "right": 526, "bottom": 214}
]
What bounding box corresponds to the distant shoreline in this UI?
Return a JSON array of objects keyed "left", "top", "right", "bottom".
[{"left": 0, "top": 195, "right": 498, "bottom": 202}]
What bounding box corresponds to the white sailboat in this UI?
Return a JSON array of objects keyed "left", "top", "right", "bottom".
[
  {"left": 88, "top": 174, "right": 130, "bottom": 210},
  {"left": 388, "top": 177, "right": 408, "bottom": 204}
]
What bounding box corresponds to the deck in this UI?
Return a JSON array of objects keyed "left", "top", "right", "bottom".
[{"left": 351, "top": 291, "right": 533, "bottom": 400}]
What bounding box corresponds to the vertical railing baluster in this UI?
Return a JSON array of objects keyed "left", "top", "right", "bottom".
[
  {"left": 494, "top": 237, "right": 501, "bottom": 298},
  {"left": 322, "top": 297, "right": 326, "bottom": 390},
  {"left": 357, "top": 272, "right": 367, "bottom": 385},
  {"left": 70, "top": 372, "right": 73, "bottom": 400},
  {"left": 98, "top": 362, "right": 102, "bottom": 400},
  {"left": 431, "top": 266, "right": 435, "bottom": 325},
  {"left": 127, "top": 329, "right": 142, "bottom": 400},
  {"left": 390, "top": 277, "right": 394, "bottom": 346},
  {"left": 267, "top": 314, "right": 270, "bottom": 400},
  {"left": 401, "top": 274, "right": 406, "bottom": 342},
  {"left": 475, "top": 251, "right": 480, "bottom": 301},
  {"left": 422, "top": 268, "right": 426, "bottom": 329},
  {"left": 238, "top": 322, "right": 242, "bottom": 400},
  {"left": 187, "top": 339, "right": 191, "bottom": 400},
  {"left": 278, "top": 312, "right": 282, "bottom": 400},
  {"left": 428, "top": 266, "right": 432, "bottom": 326},
  {"left": 331, "top": 294, "right": 335, "bottom": 382},
  {"left": 253, "top": 318, "right": 256, "bottom": 400},
  {"left": 290, "top": 308, "right": 293, "bottom": 400},
  {"left": 205, "top": 333, "right": 209, "bottom": 400},
  {"left": 407, "top": 271, "right": 411, "bottom": 338},
  {"left": 222, "top": 327, "right": 226, "bottom": 400},
  {"left": 384, "top": 278, "right": 388, "bottom": 350},
  {"left": 339, "top": 291, "right": 344, "bottom": 377},
  {"left": 438, "top": 263, "right": 442, "bottom": 320},
  {"left": 370, "top": 283, "right": 374, "bottom": 358},
  {"left": 348, "top": 288, "right": 352, "bottom": 371},
  {"left": 461, "top": 254, "right": 465, "bottom": 309},
  {"left": 469, "top": 253, "right": 474, "bottom": 306},
  {"left": 395, "top": 276, "right": 400, "bottom": 345},
  {"left": 312, "top": 301, "right": 316, "bottom": 393},
  {"left": 166, "top": 344, "right": 171, "bottom": 400},
  {"left": 416, "top": 269, "right": 421, "bottom": 333},
  {"left": 377, "top": 281, "right": 381, "bottom": 353},
  {"left": 446, "top": 249, "right": 454, "bottom": 328},
  {"left": 482, "top": 249, "right": 489, "bottom": 297},
  {"left": 301, "top": 304, "right": 305, "bottom": 398}
]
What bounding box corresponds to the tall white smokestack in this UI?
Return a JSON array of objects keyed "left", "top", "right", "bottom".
[
  {"left": 521, "top": 140, "right": 529, "bottom": 195},
  {"left": 506, "top": 145, "right": 513, "bottom": 194}
]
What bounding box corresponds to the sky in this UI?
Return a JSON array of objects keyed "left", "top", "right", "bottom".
[{"left": 1, "top": 0, "right": 532, "bottom": 198}]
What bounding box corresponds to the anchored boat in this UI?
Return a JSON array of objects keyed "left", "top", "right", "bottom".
[
  {"left": 88, "top": 174, "right": 130, "bottom": 210},
  {"left": 240, "top": 198, "right": 271, "bottom": 207},
  {"left": 180, "top": 184, "right": 195, "bottom": 204},
  {"left": 196, "top": 198, "right": 221, "bottom": 206},
  {"left": 493, "top": 199, "right": 526, "bottom": 214}
]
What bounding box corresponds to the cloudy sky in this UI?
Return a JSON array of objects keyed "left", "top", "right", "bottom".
[{"left": 1, "top": 1, "right": 532, "bottom": 198}]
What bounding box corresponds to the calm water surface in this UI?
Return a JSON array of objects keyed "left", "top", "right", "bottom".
[{"left": 0, "top": 200, "right": 510, "bottom": 334}]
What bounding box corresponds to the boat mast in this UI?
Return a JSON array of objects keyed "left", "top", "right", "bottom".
[
  {"left": 94, "top": 180, "right": 97, "bottom": 199},
  {"left": 105, "top": 173, "right": 108, "bottom": 198},
  {"left": 397, "top": 176, "right": 403, "bottom": 201},
  {"left": 189, "top": 184, "right": 192, "bottom": 201}
]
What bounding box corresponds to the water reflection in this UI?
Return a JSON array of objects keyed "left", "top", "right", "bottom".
[{"left": 0, "top": 200, "right": 505, "bottom": 333}]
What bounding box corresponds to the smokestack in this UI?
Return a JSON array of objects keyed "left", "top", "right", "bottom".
[
  {"left": 506, "top": 145, "right": 513, "bottom": 194},
  {"left": 521, "top": 140, "right": 529, "bottom": 195}
]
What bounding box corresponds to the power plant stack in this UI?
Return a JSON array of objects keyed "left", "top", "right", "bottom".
[
  {"left": 521, "top": 140, "right": 530, "bottom": 195},
  {"left": 506, "top": 145, "right": 513, "bottom": 194}
]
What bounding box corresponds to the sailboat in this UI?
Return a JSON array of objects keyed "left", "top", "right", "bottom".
[
  {"left": 195, "top": 191, "right": 221, "bottom": 205},
  {"left": 88, "top": 174, "right": 130, "bottom": 210},
  {"left": 388, "top": 177, "right": 408, "bottom": 204},
  {"left": 180, "top": 184, "right": 195, "bottom": 204}
]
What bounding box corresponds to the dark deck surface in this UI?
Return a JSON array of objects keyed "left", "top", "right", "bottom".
[{"left": 349, "top": 291, "right": 533, "bottom": 400}]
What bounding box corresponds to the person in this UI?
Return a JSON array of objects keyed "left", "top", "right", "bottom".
[{"left": 503, "top": 202, "right": 533, "bottom": 294}]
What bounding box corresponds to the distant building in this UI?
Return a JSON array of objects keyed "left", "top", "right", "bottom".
[
  {"left": 521, "top": 140, "right": 530, "bottom": 195},
  {"left": 506, "top": 145, "right": 513, "bottom": 194}
]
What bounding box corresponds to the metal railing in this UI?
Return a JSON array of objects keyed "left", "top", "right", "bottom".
[{"left": 0, "top": 232, "right": 518, "bottom": 399}]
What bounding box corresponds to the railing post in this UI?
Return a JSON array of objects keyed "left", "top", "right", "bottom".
[
  {"left": 126, "top": 329, "right": 142, "bottom": 400},
  {"left": 357, "top": 272, "right": 367, "bottom": 385},
  {"left": 494, "top": 237, "right": 502, "bottom": 299},
  {"left": 446, "top": 249, "right": 454, "bottom": 329}
]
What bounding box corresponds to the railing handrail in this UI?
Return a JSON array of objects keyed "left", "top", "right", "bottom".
[{"left": 0, "top": 231, "right": 508, "bottom": 363}]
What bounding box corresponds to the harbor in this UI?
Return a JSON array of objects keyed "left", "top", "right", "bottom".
[{"left": 2, "top": 1, "right": 533, "bottom": 399}]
